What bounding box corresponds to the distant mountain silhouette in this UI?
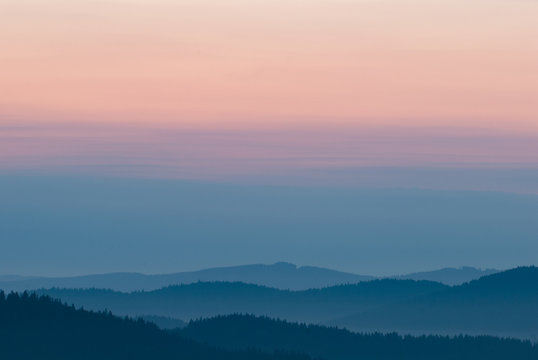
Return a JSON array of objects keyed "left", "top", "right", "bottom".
[
  {"left": 391, "top": 266, "right": 499, "bottom": 285},
  {"left": 335, "top": 266, "right": 538, "bottom": 339},
  {"left": 0, "top": 292, "right": 312, "bottom": 360},
  {"left": 179, "top": 314, "right": 538, "bottom": 360},
  {"left": 0, "top": 262, "right": 373, "bottom": 292},
  {"left": 35, "top": 279, "right": 446, "bottom": 323},
  {"left": 30, "top": 267, "right": 538, "bottom": 338},
  {"left": 0, "top": 263, "right": 498, "bottom": 292}
]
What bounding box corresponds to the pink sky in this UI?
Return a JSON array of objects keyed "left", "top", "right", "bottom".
[
  {"left": 1, "top": 0, "right": 537, "bottom": 190},
  {"left": 1, "top": 0, "right": 537, "bottom": 128}
]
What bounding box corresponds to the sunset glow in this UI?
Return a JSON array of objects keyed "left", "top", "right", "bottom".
[
  {"left": 1, "top": 0, "right": 537, "bottom": 190},
  {"left": 2, "top": 0, "right": 537, "bottom": 126}
]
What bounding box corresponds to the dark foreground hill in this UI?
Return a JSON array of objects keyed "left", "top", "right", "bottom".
[
  {"left": 0, "top": 292, "right": 311, "bottom": 360},
  {"left": 179, "top": 314, "right": 538, "bottom": 360}
]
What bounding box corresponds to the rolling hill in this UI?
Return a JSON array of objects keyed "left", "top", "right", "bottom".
[
  {"left": 0, "top": 263, "right": 498, "bottom": 292},
  {"left": 28, "top": 267, "right": 538, "bottom": 338},
  {"left": 179, "top": 314, "right": 538, "bottom": 360},
  {"left": 335, "top": 266, "right": 538, "bottom": 339},
  {"left": 36, "top": 279, "right": 445, "bottom": 324},
  {"left": 3, "top": 291, "right": 536, "bottom": 360},
  {"left": 0, "top": 262, "right": 373, "bottom": 292},
  {"left": 0, "top": 291, "right": 311, "bottom": 360}
]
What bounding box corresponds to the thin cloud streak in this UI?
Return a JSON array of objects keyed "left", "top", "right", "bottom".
[{"left": 1, "top": 121, "right": 537, "bottom": 193}]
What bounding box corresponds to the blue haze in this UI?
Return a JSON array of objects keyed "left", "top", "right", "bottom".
[{"left": 0, "top": 175, "right": 537, "bottom": 276}]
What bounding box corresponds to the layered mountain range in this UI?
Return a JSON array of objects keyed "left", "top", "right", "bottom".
[
  {"left": 17, "top": 266, "right": 537, "bottom": 339},
  {"left": 0, "top": 262, "right": 498, "bottom": 292}
]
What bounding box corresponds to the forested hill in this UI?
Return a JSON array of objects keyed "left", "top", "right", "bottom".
[
  {"left": 335, "top": 266, "right": 538, "bottom": 338},
  {"left": 2, "top": 288, "right": 537, "bottom": 359},
  {"left": 179, "top": 314, "right": 538, "bottom": 360},
  {"left": 0, "top": 292, "right": 311, "bottom": 360},
  {"left": 37, "top": 279, "right": 445, "bottom": 323},
  {"left": 31, "top": 267, "right": 538, "bottom": 338}
]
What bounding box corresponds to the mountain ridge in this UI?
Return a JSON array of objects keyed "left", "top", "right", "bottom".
[
  {"left": 0, "top": 262, "right": 499, "bottom": 292},
  {"left": 26, "top": 267, "right": 538, "bottom": 339},
  {"left": 334, "top": 266, "right": 538, "bottom": 339},
  {"left": 35, "top": 279, "right": 447, "bottom": 324}
]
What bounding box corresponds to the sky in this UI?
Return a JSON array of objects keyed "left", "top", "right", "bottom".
[
  {"left": 0, "top": 0, "right": 537, "bottom": 275},
  {"left": 2, "top": 176, "right": 537, "bottom": 276},
  {"left": 1, "top": 0, "right": 537, "bottom": 127},
  {"left": 1, "top": 0, "right": 537, "bottom": 188}
]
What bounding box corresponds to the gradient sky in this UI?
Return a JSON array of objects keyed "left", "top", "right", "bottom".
[
  {"left": 1, "top": 0, "right": 537, "bottom": 275},
  {"left": 1, "top": 0, "right": 537, "bottom": 127},
  {"left": 1, "top": 0, "right": 538, "bottom": 189}
]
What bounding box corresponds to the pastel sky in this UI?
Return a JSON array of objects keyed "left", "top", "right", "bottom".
[
  {"left": 1, "top": 0, "right": 537, "bottom": 190},
  {"left": 1, "top": 0, "right": 538, "bottom": 275}
]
